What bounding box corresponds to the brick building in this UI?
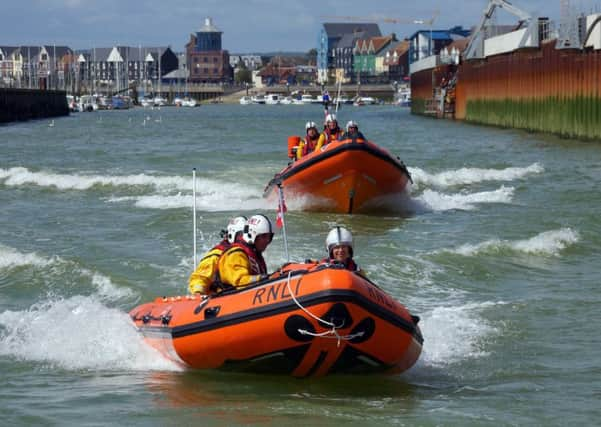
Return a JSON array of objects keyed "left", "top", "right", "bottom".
[{"left": 186, "top": 18, "right": 233, "bottom": 83}]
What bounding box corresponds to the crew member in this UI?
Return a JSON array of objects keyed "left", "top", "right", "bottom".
[
  {"left": 315, "top": 113, "right": 343, "bottom": 151},
  {"left": 217, "top": 214, "right": 274, "bottom": 290},
  {"left": 188, "top": 216, "right": 247, "bottom": 294},
  {"left": 339, "top": 120, "right": 366, "bottom": 141},
  {"left": 322, "top": 226, "right": 363, "bottom": 275},
  {"left": 296, "top": 121, "right": 320, "bottom": 159}
]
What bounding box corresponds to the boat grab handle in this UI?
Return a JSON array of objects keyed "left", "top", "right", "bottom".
[{"left": 284, "top": 271, "right": 364, "bottom": 347}]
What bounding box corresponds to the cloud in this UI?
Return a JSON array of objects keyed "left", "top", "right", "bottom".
[{"left": 3, "top": 0, "right": 597, "bottom": 52}]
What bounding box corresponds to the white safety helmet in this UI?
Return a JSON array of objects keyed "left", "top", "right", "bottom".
[
  {"left": 243, "top": 214, "right": 274, "bottom": 245},
  {"left": 326, "top": 226, "right": 353, "bottom": 257},
  {"left": 226, "top": 216, "right": 247, "bottom": 243},
  {"left": 305, "top": 121, "right": 318, "bottom": 131},
  {"left": 346, "top": 120, "right": 358, "bottom": 131},
  {"left": 325, "top": 113, "right": 337, "bottom": 124}
]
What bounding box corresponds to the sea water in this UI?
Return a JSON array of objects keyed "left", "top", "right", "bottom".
[{"left": 1, "top": 105, "right": 600, "bottom": 426}]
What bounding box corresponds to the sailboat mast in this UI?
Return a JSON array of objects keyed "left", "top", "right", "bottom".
[
  {"left": 157, "top": 48, "right": 161, "bottom": 99},
  {"left": 93, "top": 47, "right": 96, "bottom": 94}
]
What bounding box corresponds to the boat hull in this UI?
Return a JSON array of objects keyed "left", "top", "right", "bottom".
[
  {"left": 264, "top": 139, "right": 411, "bottom": 214},
  {"left": 130, "top": 264, "right": 422, "bottom": 377}
]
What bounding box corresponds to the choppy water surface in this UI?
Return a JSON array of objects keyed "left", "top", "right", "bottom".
[{"left": 1, "top": 105, "right": 600, "bottom": 426}]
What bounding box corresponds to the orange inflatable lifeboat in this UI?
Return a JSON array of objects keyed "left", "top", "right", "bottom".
[
  {"left": 264, "top": 137, "right": 412, "bottom": 214},
  {"left": 129, "top": 262, "right": 422, "bottom": 377}
]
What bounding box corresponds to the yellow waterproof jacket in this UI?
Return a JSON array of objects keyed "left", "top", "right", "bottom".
[
  {"left": 217, "top": 245, "right": 266, "bottom": 289},
  {"left": 315, "top": 129, "right": 343, "bottom": 151},
  {"left": 188, "top": 241, "right": 229, "bottom": 294},
  {"left": 314, "top": 133, "right": 327, "bottom": 152},
  {"left": 296, "top": 138, "right": 307, "bottom": 160},
  {"left": 296, "top": 136, "right": 318, "bottom": 160}
]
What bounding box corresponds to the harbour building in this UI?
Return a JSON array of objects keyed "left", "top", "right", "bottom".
[
  {"left": 186, "top": 18, "right": 233, "bottom": 83},
  {"left": 317, "top": 23, "right": 381, "bottom": 84}
]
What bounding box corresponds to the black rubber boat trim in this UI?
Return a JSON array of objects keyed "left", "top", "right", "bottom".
[{"left": 138, "top": 288, "right": 424, "bottom": 344}]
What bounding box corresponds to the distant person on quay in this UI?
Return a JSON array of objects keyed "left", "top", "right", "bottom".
[{"left": 322, "top": 89, "right": 330, "bottom": 109}]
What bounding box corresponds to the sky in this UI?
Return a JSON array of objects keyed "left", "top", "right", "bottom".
[{"left": 2, "top": 0, "right": 600, "bottom": 53}]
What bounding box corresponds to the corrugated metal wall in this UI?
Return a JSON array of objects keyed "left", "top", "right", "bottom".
[
  {"left": 410, "top": 65, "right": 453, "bottom": 115},
  {"left": 455, "top": 41, "right": 601, "bottom": 140}
]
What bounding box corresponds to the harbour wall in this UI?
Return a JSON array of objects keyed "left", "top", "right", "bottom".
[
  {"left": 0, "top": 89, "right": 69, "bottom": 124},
  {"left": 456, "top": 42, "right": 601, "bottom": 140},
  {"left": 411, "top": 41, "right": 601, "bottom": 140},
  {"left": 410, "top": 65, "right": 453, "bottom": 116}
]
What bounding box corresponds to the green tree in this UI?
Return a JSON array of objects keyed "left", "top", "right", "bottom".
[{"left": 235, "top": 62, "right": 252, "bottom": 84}]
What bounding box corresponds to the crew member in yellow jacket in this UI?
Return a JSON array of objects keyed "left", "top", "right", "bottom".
[
  {"left": 217, "top": 214, "right": 273, "bottom": 289},
  {"left": 315, "top": 113, "right": 343, "bottom": 151},
  {"left": 188, "top": 216, "right": 246, "bottom": 294},
  {"left": 296, "top": 121, "right": 320, "bottom": 159}
]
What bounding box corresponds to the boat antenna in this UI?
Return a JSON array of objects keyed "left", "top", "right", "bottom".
[
  {"left": 335, "top": 78, "right": 342, "bottom": 114},
  {"left": 322, "top": 84, "right": 330, "bottom": 120},
  {"left": 276, "top": 182, "right": 289, "bottom": 262},
  {"left": 192, "top": 168, "right": 197, "bottom": 268}
]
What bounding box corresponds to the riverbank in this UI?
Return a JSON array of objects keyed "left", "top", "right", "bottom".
[
  {"left": 213, "top": 89, "right": 246, "bottom": 104},
  {"left": 0, "top": 88, "right": 69, "bottom": 123}
]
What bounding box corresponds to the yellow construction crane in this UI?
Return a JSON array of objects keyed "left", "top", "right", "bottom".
[
  {"left": 321, "top": 11, "right": 439, "bottom": 55},
  {"left": 321, "top": 10, "right": 439, "bottom": 26}
]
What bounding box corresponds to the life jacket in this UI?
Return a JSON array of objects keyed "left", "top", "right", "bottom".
[
  {"left": 191, "top": 239, "right": 231, "bottom": 294},
  {"left": 339, "top": 132, "right": 366, "bottom": 142},
  {"left": 320, "top": 257, "right": 359, "bottom": 272},
  {"left": 229, "top": 242, "right": 267, "bottom": 275},
  {"left": 302, "top": 134, "right": 319, "bottom": 155},
  {"left": 212, "top": 240, "right": 230, "bottom": 253},
  {"left": 323, "top": 126, "right": 342, "bottom": 144},
  {"left": 211, "top": 237, "right": 263, "bottom": 292}
]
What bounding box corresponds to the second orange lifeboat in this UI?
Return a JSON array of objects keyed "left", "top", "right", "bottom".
[{"left": 264, "top": 137, "right": 412, "bottom": 214}]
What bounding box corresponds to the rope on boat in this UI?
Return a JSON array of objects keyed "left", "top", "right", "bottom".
[{"left": 285, "top": 271, "right": 364, "bottom": 347}]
